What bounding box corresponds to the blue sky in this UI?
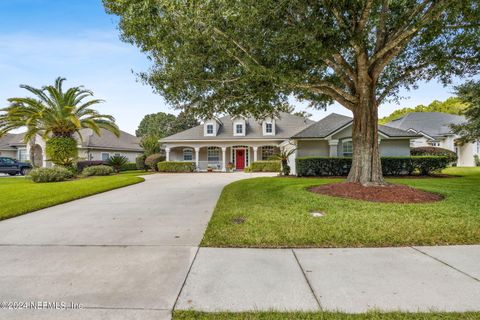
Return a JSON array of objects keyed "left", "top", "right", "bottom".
[{"left": 0, "top": 0, "right": 465, "bottom": 134}]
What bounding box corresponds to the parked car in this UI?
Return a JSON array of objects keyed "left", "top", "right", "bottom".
[{"left": 0, "top": 157, "right": 32, "bottom": 176}]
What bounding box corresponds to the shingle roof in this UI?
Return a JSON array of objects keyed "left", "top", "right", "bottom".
[
  {"left": 162, "top": 112, "right": 315, "bottom": 141},
  {"left": 293, "top": 113, "right": 419, "bottom": 138},
  {"left": 0, "top": 133, "right": 26, "bottom": 150},
  {"left": 386, "top": 112, "right": 466, "bottom": 137},
  {"left": 75, "top": 129, "right": 142, "bottom": 152},
  {"left": 0, "top": 129, "right": 142, "bottom": 152}
]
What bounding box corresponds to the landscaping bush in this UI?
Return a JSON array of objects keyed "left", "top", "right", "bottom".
[
  {"left": 136, "top": 155, "right": 147, "bottom": 170},
  {"left": 82, "top": 165, "right": 114, "bottom": 177},
  {"left": 46, "top": 137, "right": 78, "bottom": 166},
  {"left": 475, "top": 155, "right": 480, "bottom": 167},
  {"left": 145, "top": 153, "right": 165, "bottom": 171},
  {"left": 29, "top": 166, "right": 74, "bottom": 183},
  {"left": 106, "top": 155, "right": 128, "bottom": 173},
  {"left": 121, "top": 162, "right": 137, "bottom": 171},
  {"left": 244, "top": 166, "right": 252, "bottom": 173},
  {"left": 76, "top": 160, "right": 105, "bottom": 173},
  {"left": 158, "top": 161, "right": 195, "bottom": 172},
  {"left": 251, "top": 161, "right": 281, "bottom": 172},
  {"left": 296, "top": 156, "right": 449, "bottom": 177},
  {"left": 412, "top": 156, "right": 450, "bottom": 175},
  {"left": 411, "top": 146, "right": 458, "bottom": 164}
]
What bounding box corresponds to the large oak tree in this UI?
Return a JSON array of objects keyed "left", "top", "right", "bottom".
[{"left": 104, "top": 0, "right": 479, "bottom": 185}]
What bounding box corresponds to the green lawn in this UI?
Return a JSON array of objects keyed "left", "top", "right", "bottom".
[
  {"left": 0, "top": 171, "right": 148, "bottom": 220},
  {"left": 202, "top": 167, "right": 480, "bottom": 248},
  {"left": 174, "top": 311, "right": 480, "bottom": 320}
]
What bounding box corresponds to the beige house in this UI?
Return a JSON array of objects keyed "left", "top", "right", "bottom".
[
  {"left": 387, "top": 112, "right": 479, "bottom": 167},
  {"left": 161, "top": 112, "right": 419, "bottom": 175},
  {"left": 0, "top": 129, "right": 143, "bottom": 167}
]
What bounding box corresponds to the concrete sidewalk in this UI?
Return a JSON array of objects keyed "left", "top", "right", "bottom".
[{"left": 176, "top": 245, "right": 480, "bottom": 313}]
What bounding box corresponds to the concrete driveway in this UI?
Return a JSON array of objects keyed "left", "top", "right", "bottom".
[{"left": 0, "top": 172, "right": 273, "bottom": 320}]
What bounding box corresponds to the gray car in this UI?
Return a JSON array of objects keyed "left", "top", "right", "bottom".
[{"left": 0, "top": 157, "right": 32, "bottom": 176}]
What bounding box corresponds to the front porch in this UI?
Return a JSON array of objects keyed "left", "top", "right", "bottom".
[{"left": 164, "top": 144, "right": 280, "bottom": 172}]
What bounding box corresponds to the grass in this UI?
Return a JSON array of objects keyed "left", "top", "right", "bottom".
[
  {"left": 0, "top": 170, "right": 148, "bottom": 220},
  {"left": 202, "top": 167, "right": 480, "bottom": 248},
  {"left": 174, "top": 311, "right": 480, "bottom": 320}
]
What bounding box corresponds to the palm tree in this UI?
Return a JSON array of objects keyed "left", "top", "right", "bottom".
[
  {"left": 0, "top": 77, "right": 119, "bottom": 140},
  {"left": 0, "top": 77, "right": 119, "bottom": 166},
  {"left": 270, "top": 146, "right": 296, "bottom": 176}
]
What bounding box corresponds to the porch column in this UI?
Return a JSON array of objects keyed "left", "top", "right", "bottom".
[
  {"left": 328, "top": 139, "right": 339, "bottom": 157},
  {"left": 221, "top": 147, "right": 227, "bottom": 172},
  {"left": 165, "top": 148, "right": 170, "bottom": 161},
  {"left": 195, "top": 147, "right": 200, "bottom": 171},
  {"left": 253, "top": 146, "right": 258, "bottom": 162}
]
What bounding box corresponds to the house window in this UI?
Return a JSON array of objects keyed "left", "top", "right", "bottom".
[
  {"left": 236, "top": 124, "right": 243, "bottom": 134},
  {"left": 206, "top": 124, "right": 214, "bottom": 135},
  {"left": 261, "top": 146, "right": 276, "bottom": 160},
  {"left": 265, "top": 123, "right": 273, "bottom": 133},
  {"left": 207, "top": 147, "right": 220, "bottom": 162},
  {"left": 183, "top": 148, "right": 193, "bottom": 161},
  {"left": 101, "top": 153, "right": 110, "bottom": 161},
  {"left": 342, "top": 141, "right": 353, "bottom": 157},
  {"left": 18, "top": 149, "right": 28, "bottom": 162}
]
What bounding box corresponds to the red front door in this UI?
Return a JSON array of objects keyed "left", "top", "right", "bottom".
[{"left": 235, "top": 149, "right": 245, "bottom": 170}]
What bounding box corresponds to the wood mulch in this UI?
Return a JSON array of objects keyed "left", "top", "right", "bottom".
[{"left": 309, "top": 182, "right": 443, "bottom": 203}]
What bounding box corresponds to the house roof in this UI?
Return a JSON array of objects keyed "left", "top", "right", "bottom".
[
  {"left": 0, "top": 129, "right": 142, "bottom": 152},
  {"left": 75, "top": 128, "right": 143, "bottom": 152},
  {"left": 386, "top": 112, "right": 466, "bottom": 138},
  {"left": 161, "top": 112, "right": 315, "bottom": 141},
  {"left": 0, "top": 133, "right": 27, "bottom": 150},
  {"left": 292, "top": 113, "right": 420, "bottom": 139}
]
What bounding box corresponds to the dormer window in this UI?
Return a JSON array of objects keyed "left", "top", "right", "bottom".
[
  {"left": 262, "top": 118, "right": 275, "bottom": 136},
  {"left": 266, "top": 123, "right": 273, "bottom": 133},
  {"left": 206, "top": 124, "right": 214, "bottom": 135},
  {"left": 236, "top": 124, "right": 243, "bottom": 134}
]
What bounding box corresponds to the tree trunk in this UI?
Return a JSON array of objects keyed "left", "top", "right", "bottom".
[{"left": 347, "top": 85, "right": 386, "bottom": 186}]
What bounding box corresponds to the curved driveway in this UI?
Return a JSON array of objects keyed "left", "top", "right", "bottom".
[{"left": 0, "top": 173, "right": 272, "bottom": 320}]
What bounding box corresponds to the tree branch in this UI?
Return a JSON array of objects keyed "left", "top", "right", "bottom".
[
  {"left": 374, "top": 0, "right": 389, "bottom": 53},
  {"left": 294, "top": 82, "right": 357, "bottom": 110}
]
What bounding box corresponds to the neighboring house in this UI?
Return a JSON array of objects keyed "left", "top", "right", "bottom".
[
  {"left": 0, "top": 129, "right": 143, "bottom": 167},
  {"left": 161, "top": 112, "right": 419, "bottom": 175},
  {"left": 387, "top": 112, "right": 479, "bottom": 167}
]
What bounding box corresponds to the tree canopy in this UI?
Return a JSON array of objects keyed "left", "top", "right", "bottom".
[
  {"left": 136, "top": 111, "right": 199, "bottom": 138},
  {"left": 379, "top": 97, "right": 468, "bottom": 124},
  {"left": 451, "top": 80, "right": 480, "bottom": 144},
  {"left": 104, "top": 0, "right": 479, "bottom": 185}
]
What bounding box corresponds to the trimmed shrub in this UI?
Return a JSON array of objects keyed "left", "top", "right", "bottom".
[
  {"left": 475, "top": 155, "right": 480, "bottom": 167},
  {"left": 46, "top": 137, "right": 78, "bottom": 166},
  {"left": 412, "top": 156, "right": 450, "bottom": 175},
  {"left": 244, "top": 166, "right": 252, "bottom": 173},
  {"left": 82, "top": 165, "right": 114, "bottom": 177},
  {"left": 136, "top": 155, "right": 147, "bottom": 170},
  {"left": 76, "top": 160, "right": 105, "bottom": 173},
  {"left": 296, "top": 156, "right": 449, "bottom": 177},
  {"left": 145, "top": 153, "right": 166, "bottom": 171},
  {"left": 158, "top": 161, "right": 195, "bottom": 172},
  {"left": 29, "top": 166, "right": 74, "bottom": 183},
  {"left": 106, "top": 155, "right": 129, "bottom": 173},
  {"left": 121, "top": 162, "right": 138, "bottom": 171},
  {"left": 251, "top": 161, "right": 281, "bottom": 172},
  {"left": 411, "top": 146, "right": 458, "bottom": 164}
]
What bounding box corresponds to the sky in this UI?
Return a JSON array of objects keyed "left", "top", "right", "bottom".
[{"left": 0, "top": 0, "right": 467, "bottom": 135}]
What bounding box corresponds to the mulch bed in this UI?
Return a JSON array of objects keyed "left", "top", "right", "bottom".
[{"left": 309, "top": 182, "right": 443, "bottom": 203}]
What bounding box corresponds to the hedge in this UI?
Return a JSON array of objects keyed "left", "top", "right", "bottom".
[
  {"left": 136, "top": 155, "right": 147, "bottom": 170},
  {"left": 251, "top": 161, "right": 281, "bottom": 172},
  {"left": 411, "top": 146, "right": 458, "bottom": 164},
  {"left": 76, "top": 160, "right": 105, "bottom": 173},
  {"left": 82, "top": 165, "right": 114, "bottom": 177},
  {"left": 158, "top": 161, "right": 195, "bottom": 173},
  {"left": 29, "top": 167, "right": 74, "bottom": 183},
  {"left": 296, "top": 156, "right": 449, "bottom": 177},
  {"left": 145, "top": 153, "right": 166, "bottom": 171},
  {"left": 120, "top": 162, "right": 137, "bottom": 171}
]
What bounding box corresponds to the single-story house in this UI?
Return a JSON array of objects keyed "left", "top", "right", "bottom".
[
  {"left": 161, "top": 112, "right": 420, "bottom": 175},
  {"left": 0, "top": 128, "right": 143, "bottom": 167},
  {"left": 386, "top": 112, "right": 479, "bottom": 167}
]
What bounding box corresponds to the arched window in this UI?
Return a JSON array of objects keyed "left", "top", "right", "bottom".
[
  {"left": 261, "top": 146, "right": 276, "bottom": 160},
  {"left": 207, "top": 147, "right": 220, "bottom": 162},
  {"left": 183, "top": 148, "right": 193, "bottom": 161},
  {"left": 342, "top": 140, "right": 353, "bottom": 157}
]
